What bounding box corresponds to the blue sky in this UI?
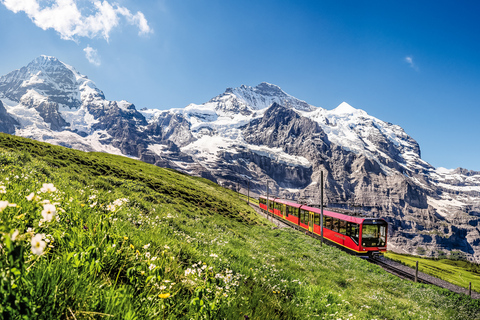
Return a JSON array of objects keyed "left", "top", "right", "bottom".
[{"left": 0, "top": 0, "right": 479, "bottom": 171}]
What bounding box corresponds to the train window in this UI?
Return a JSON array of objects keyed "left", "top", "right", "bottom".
[
  {"left": 332, "top": 218, "right": 339, "bottom": 232},
  {"left": 346, "top": 222, "right": 359, "bottom": 243},
  {"left": 339, "top": 220, "right": 346, "bottom": 235},
  {"left": 292, "top": 207, "right": 299, "bottom": 217},
  {"left": 300, "top": 209, "right": 308, "bottom": 224},
  {"left": 287, "top": 206, "right": 292, "bottom": 216},
  {"left": 259, "top": 198, "right": 265, "bottom": 205},
  {"left": 314, "top": 213, "right": 320, "bottom": 225},
  {"left": 361, "top": 223, "right": 387, "bottom": 247},
  {"left": 324, "top": 216, "right": 332, "bottom": 230}
]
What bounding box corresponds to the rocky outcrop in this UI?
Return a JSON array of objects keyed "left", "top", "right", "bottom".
[{"left": 0, "top": 100, "right": 18, "bottom": 134}]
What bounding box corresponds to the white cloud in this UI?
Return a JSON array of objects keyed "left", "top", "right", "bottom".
[
  {"left": 1, "top": 0, "right": 153, "bottom": 41},
  {"left": 83, "top": 45, "right": 101, "bottom": 66},
  {"left": 405, "top": 56, "right": 418, "bottom": 71}
]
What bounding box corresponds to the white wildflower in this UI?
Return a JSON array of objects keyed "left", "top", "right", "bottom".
[
  {"left": 41, "top": 204, "right": 56, "bottom": 222},
  {"left": 0, "top": 200, "right": 9, "bottom": 212},
  {"left": 31, "top": 233, "right": 46, "bottom": 255},
  {"left": 40, "top": 183, "right": 57, "bottom": 193},
  {"left": 11, "top": 229, "right": 19, "bottom": 241}
]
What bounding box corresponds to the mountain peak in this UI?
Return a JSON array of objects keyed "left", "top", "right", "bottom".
[
  {"left": 0, "top": 55, "right": 104, "bottom": 107},
  {"left": 332, "top": 102, "right": 365, "bottom": 115},
  {"left": 27, "top": 55, "right": 66, "bottom": 71},
  {"left": 220, "top": 82, "right": 315, "bottom": 112},
  {"left": 254, "top": 82, "right": 284, "bottom": 93}
]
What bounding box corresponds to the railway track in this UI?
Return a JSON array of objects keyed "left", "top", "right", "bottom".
[{"left": 367, "top": 256, "right": 435, "bottom": 285}]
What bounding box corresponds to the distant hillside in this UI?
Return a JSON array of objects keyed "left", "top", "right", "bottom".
[{"left": 0, "top": 133, "right": 478, "bottom": 319}]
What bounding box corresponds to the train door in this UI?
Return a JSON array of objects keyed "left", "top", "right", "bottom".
[
  {"left": 308, "top": 211, "right": 314, "bottom": 232},
  {"left": 283, "top": 204, "right": 287, "bottom": 219}
]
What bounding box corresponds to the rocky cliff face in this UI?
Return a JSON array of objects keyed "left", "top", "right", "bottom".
[
  {"left": 0, "top": 100, "right": 19, "bottom": 134},
  {"left": 1, "top": 56, "right": 479, "bottom": 262}
]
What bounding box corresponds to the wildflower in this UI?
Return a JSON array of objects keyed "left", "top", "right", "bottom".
[
  {"left": 130, "top": 244, "right": 135, "bottom": 250},
  {"left": 0, "top": 185, "right": 6, "bottom": 193},
  {"left": 145, "top": 252, "right": 151, "bottom": 259},
  {"left": 149, "top": 264, "right": 156, "bottom": 270},
  {"left": 143, "top": 243, "right": 150, "bottom": 249},
  {"left": 158, "top": 293, "right": 170, "bottom": 299},
  {"left": 31, "top": 234, "right": 46, "bottom": 255},
  {"left": 40, "top": 183, "right": 57, "bottom": 193},
  {"left": 11, "top": 229, "right": 19, "bottom": 241},
  {"left": 26, "top": 192, "right": 36, "bottom": 201},
  {"left": 209, "top": 253, "right": 218, "bottom": 258},
  {"left": 41, "top": 204, "right": 56, "bottom": 222},
  {"left": 107, "top": 204, "right": 116, "bottom": 212},
  {"left": 159, "top": 285, "right": 166, "bottom": 290},
  {"left": 0, "top": 200, "right": 9, "bottom": 211}
]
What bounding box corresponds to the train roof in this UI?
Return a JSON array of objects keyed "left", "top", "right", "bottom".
[
  {"left": 300, "top": 204, "right": 365, "bottom": 224},
  {"left": 260, "top": 197, "right": 386, "bottom": 224}
]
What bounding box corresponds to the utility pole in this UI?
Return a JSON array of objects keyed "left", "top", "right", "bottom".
[
  {"left": 320, "top": 171, "right": 324, "bottom": 245},
  {"left": 415, "top": 261, "right": 419, "bottom": 283},
  {"left": 266, "top": 180, "right": 270, "bottom": 221}
]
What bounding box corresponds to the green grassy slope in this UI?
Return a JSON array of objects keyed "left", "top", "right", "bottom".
[
  {"left": 0, "top": 133, "right": 479, "bottom": 320},
  {"left": 385, "top": 252, "right": 480, "bottom": 291}
]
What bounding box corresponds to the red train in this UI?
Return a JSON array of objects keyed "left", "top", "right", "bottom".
[{"left": 259, "top": 196, "right": 388, "bottom": 256}]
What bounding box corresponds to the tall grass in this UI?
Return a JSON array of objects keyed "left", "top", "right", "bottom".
[{"left": 0, "top": 133, "right": 479, "bottom": 319}]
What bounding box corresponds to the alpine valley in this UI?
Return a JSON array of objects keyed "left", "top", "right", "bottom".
[{"left": 1, "top": 56, "right": 479, "bottom": 262}]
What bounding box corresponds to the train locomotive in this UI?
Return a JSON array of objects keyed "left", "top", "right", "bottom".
[{"left": 259, "top": 196, "right": 388, "bottom": 257}]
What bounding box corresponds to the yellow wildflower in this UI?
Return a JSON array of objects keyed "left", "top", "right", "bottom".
[{"left": 159, "top": 293, "right": 170, "bottom": 299}]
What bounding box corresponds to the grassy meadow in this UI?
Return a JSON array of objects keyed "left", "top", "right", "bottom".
[
  {"left": 0, "top": 133, "right": 479, "bottom": 319},
  {"left": 384, "top": 252, "right": 480, "bottom": 292}
]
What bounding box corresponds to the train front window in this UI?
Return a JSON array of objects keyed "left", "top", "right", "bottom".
[{"left": 361, "top": 222, "right": 387, "bottom": 247}]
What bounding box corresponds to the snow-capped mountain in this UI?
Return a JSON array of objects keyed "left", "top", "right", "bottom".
[{"left": 1, "top": 56, "right": 479, "bottom": 262}]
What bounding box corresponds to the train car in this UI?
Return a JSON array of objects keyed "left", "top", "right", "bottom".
[{"left": 259, "top": 196, "right": 388, "bottom": 256}]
